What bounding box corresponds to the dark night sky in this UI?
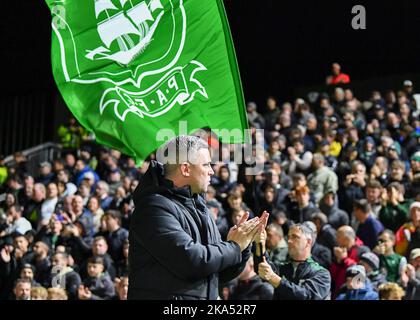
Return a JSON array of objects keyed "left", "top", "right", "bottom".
[
  {"left": 224, "top": 0, "right": 420, "bottom": 102},
  {"left": 2, "top": 0, "right": 420, "bottom": 101}
]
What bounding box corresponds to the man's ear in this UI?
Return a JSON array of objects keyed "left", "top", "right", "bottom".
[
  {"left": 308, "top": 239, "right": 313, "bottom": 249},
  {"left": 180, "top": 163, "right": 191, "bottom": 177}
]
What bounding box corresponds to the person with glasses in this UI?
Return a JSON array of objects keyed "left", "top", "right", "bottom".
[{"left": 374, "top": 229, "right": 407, "bottom": 282}]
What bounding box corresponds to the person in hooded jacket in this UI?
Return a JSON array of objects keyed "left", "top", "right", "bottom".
[
  {"left": 78, "top": 256, "right": 114, "bottom": 300},
  {"left": 319, "top": 191, "right": 349, "bottom": 229},
  {"left": 48, "top": 252, "right": 81, "bottom": 300},
  {"left": 358, "top": 252, "right": 387, "bottom": 291},
  {"left": 336, "top": 264, "right": 379, "bottom": 300},
  {"left": 128, "top": 136, "right": 268, "bottom": 300},
  {"left": 312, "top": 212, "right": 338, "bottom": 253},
  {"left": 257, "top": 222, "right": 331, "bottom": 300},
  {"left": 287, "top": 185, "right": 318, "bottom": 224}
]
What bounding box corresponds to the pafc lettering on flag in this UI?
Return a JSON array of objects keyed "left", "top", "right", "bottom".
[{"left": 103, "top": 61, "right": 208, "bottom": 120}]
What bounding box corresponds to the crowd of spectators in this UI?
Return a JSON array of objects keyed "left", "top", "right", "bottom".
[{"left": 0, "top": 68, "right": 419, "bottom": 300}]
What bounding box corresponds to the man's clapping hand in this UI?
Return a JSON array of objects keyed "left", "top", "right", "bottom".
[{"left": 227, "top": 212, "right": 268, "bottom": 251}]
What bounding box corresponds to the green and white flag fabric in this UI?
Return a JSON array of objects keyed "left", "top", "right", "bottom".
[{"left": 45, "top": 0, "right": 248, "bottom": 162}]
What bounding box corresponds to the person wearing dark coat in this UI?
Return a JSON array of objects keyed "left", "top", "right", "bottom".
[
  {"left": 79, "top": 256, "right": 115, "bottom": 300},
  {"left": 212, "top": 165, "right": 236, "bottom": 204},
  {"left": 400, "top": 248, "right": 420, "bottom": 300},
  {"left": 35, "top": 162, "right": 55, "bottom": 186},
  {"left": 35, "top": 219, "right": 65, "bottom": 252},
  {"left": 289, "top": 202, "right": 319, "bottom": 224},
  {"left": 257, "top": 169, "right": 292, "bottom": 200},
  {"left": 78, "top": 236, "right": 117, "bottom": 281},
  {"left": 30, "top": 241, "right": 51, "bottom": 287},
  {"left": 79, "top": 252, "right": 116, "bottom": 281},
  {"left": 0, "top": 241, "right": 20, "bottom": 299},
  {"left": 402, "top": 276, "right": 420, "bottom": 300},
  {"left": 336, "top": 265, "right": 379, "bottom": 300},
  {"left": 358, "top": 252, "right": 387, "bottom": 291},
  {"left": 354, "top": 199, "right": 384, "bottom": 250},
  {"left": 407, "top": 229, "right": 420, "bottom": 261},
  {"left": 49, "top": 252, "right": 81, "bottom": 300},
  {"left": 57, "top": 223, "right": 93, "bottom": 267},
  {"left": 319, "top": 191, "right": 349, "bottom": 229},
  {"left": 258, "top": 184, "right": 289, "bottom": 218},
  {"left": 340, "top": 182, "right": 365, "bottom": 217},
  {"left": 128, "top": 137, "right": 266, "bottom": 300},
  {"left": 359, "top": 137, "right": 377, "bottom": 170},
  {"left": 311, "top": 242, "right": 332, "bottom": 270},
  {"left": 228, "top": 257, "right": 273, "bottom": 300},
  {"left": 263, "top": 97, "right": 281, "bottom": 132},
  {"left": 206, "top": 199, "right": 229, "bottom": 241},
  {"left": 18, "top": 263, "right": 41, "bottom": 289},
  {"left": 101, "top": 210, "right": 129, "bottom": 263},
  {"left": 312, "top": 212, "right": 338, "bottom": 252},
  {"left": 257, "top": 222, "right": 331, "bottom": 300},
  {"left": 339, "top": 161, "right": 367, "bottom": 217},
  {"left": 288, "top": 185, "right": 318, "bottom": 224}
]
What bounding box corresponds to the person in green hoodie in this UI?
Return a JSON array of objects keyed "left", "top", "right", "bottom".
[
  {"left": 373, "top": 229, "right": 407, "bottom": 282},
  {"left": 379, "top": 182, "right": 412, "bottom": 232}
]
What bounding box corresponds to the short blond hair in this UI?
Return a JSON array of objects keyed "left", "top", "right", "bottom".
[
  {"left": 47, "top": 288, "right": 68, "bottom": 300},
  {"left": 31, "top": 287, "right": 48, "bottom": 300},
  {"left": 378, "top": 283, "right": 405, "bottom": 300}
]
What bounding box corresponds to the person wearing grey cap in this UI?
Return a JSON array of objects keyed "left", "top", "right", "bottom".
[
  {"left": 358, "top": 252, "right": 387, "bottom": 291},
  {"left": 400, "top": 248, "right": 420, "bottom": 300},
  {"left": 246, "top": 101, "right": 265, "bottom": 129},
  {"left": 19, "top": 263, "right": 41, "bottom": 288},
  {"left": 257, "top": 221, "right": 331, "bottom": 299},
  {"left": 402, "top": 80, "right": 415, "bottom": 100},
  {"left": 35, "top": 161, "right": 54, "bottom": 186},
  {"left": 336, "top": 264, "right": 379, "bottom": 300}
]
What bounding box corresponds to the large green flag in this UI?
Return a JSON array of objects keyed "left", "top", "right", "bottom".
[{"left": 46, "top": 0, "right": 248, "bottom": 162}]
